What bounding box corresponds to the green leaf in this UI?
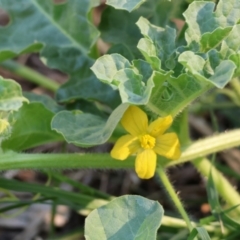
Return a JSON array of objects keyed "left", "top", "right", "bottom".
[
  {"left": 51, "top": 103, "right": 129, "bottom": 146},
  {"left": 24, "top": 92, "right": 64, "bottom": 113},
  {"left": 92, "top": 54, "right": 155, "bottom": 105},
  {"left": 107, "top": 44, "right": 134, "bottom": 61},
  {"left": 147, "top": 71, "right": 207, "bottom": 116},
  {"left": 0, "top": 0, "right": 98, "bottom": 58},
  {"left": 84, "top": 195, "right": 163, "bottom": 240},
  {"left": 2, "top": 103, "right": 62, "bottom": 151},
  {"left": 184, "top": 0, "right": 240, "bottom": 48},
  {"left": 100, "top": 0, "right": 185, "bottom": 57},
  {"left": 221, "top": 25, "right": 240, "bottom": 58},
  {"left": 0, "top": 43, "right": 43, "bottom": 62},
  {"left": 116, "top": 69, "right": 154, "bottom": 104},
  {"left": 0, "top": 76, "right": 28, "bottom": 111},
  {"left": 99, "top": 6, "right": 141, "bottom": 56},
  {"left": 97, "top": 15, "right": 223, "bottom": 117},
  {"left": 106, "top": 0, "right": 146, "bottom": 12},
  {"left": 136, "top": 17, "right": 176, "bottom": 70},
  {"left": 94, "top": 13, "right": 237, "bottom": 118},
  {"left": 179, "top": 51, "right": 205, "bottom": 75},
  {"left": 92, "top": 50, "right": 234, "bottom": 117},
  {"left": 200, "top": 27, "right": 232, "bottom": 52},
  {"left": 55, "top": 66, "right": 120, "bottom": 109},
  {"left": 220, "top": 25, "right": 240, "bottom": 76},
  {"left": 208, "top": 60, "right": 236, "bottom": 88},
  {"left": 91, "top": 54, "right": 131, "bottom": 84},
  {"left": 137, "top": 38, "right": 161, "bottom": 70},
  {"left": 66, "top": 99, "right": 104, "bottom": 117},
  {"left": 0, "top": 0, "right": 118, "bottom": 108},
  {"left": 132, "top": 59, "right": 153, "bottom": 82},
  {"left": 179, "top": 51, "right": 236, "bottom": 88},
  {"left": 43, "top": 50, "right": 120, "bottom": 108}
]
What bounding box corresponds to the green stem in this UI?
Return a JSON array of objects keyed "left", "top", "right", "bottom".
[
  {"left": 178, "top": 109, "right": 191, "bottom": 146},
  {"left": 193, "top": 158, "right": 240, "bottom": 212},
  {"left": 1, "top": 128, "right": 240, "bottom": 170},
  {"left": 0, "top": 152, "right": 135, "bottom": 170},
  {"left": 156, "top": 167, "right": 193, "bottom": 231},
  {"left": 0, "top": 60, "right": 60, "bottom": 92}
]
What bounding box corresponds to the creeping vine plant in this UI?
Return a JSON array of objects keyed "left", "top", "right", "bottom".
[{"left": 1, "top": 0, "right": 240, "bottom": 239}]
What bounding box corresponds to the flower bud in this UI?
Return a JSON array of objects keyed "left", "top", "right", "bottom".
[{"left": 0, "top": 119, "right": 11, "bottom": 139}]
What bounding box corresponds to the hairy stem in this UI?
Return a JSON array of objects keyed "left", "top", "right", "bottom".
[
  {"left": 0, "top": 152, "right": 135, "bottom": 170},
  {"left": 156, "top": 167, "right": 193, "bottom": 231},
  {"left": 1, "top": 129, "right": 240, "bottom": 170}
]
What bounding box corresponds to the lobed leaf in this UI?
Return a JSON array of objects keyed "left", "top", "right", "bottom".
[
  {"left": 91, "top": 54, "right": 131, "bottom": 84},
  {"left": 184, "top": 0, "right": 240, "bottom": 49},
  {"left": 100, "top": 0, "right": 185, "bottom": 57},
  {"left": 93, "top": 12, "right": 238, "bottom": 120},
  {"left": 220, "top": 25, "right": 240, "bottom": 76},
  {"left": 85, "top": 195, "right": 163, "bottom": 240},
  {"left": 179, "top": 51, "right": 236, "bottom": 89},
  {"left": 221, "top": 25, "right": 240, "bottom": 58},
  {"left": 136, "top": 17, "right": 176, "bottom": 70},
  {"left": 116, "top": 69, "right": 154, "bottom": 104},
  {"left": 137, "top": 38, "right": 161, "bottom": 70},
  {"left": 132, "top": 59, "right": 153, "bottom": 84},
  {"left": 91, "top": 54, "right": 154, "bottom": 105}
]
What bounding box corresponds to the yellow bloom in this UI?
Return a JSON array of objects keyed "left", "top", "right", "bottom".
[{"left": 111, "top": 106, "right": 181, "bottom": 179}]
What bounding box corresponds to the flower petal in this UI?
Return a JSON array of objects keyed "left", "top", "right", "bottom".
[
  {"left": 111, "top": 134, "right": 140, "bottom": 160},
  {"left": 135, "top": 149, "right": 156, "bottom": 179},
  {"left": 121, "top": 106, "right": 148, "bottom": 136},
  {"left": 154, "top": 133, "right": 181, "bottom": 160},
  {"left": 148, "top": 115, "right": 173, "bottom": 137}
]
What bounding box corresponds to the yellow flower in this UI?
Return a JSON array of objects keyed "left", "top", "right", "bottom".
[{"left": 111, "top": 106, "right": 181, "bottom": 179}]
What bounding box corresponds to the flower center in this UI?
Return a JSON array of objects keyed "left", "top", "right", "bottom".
[{"left": 139, "top": 134, "right": 156, "bottom": 149}]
